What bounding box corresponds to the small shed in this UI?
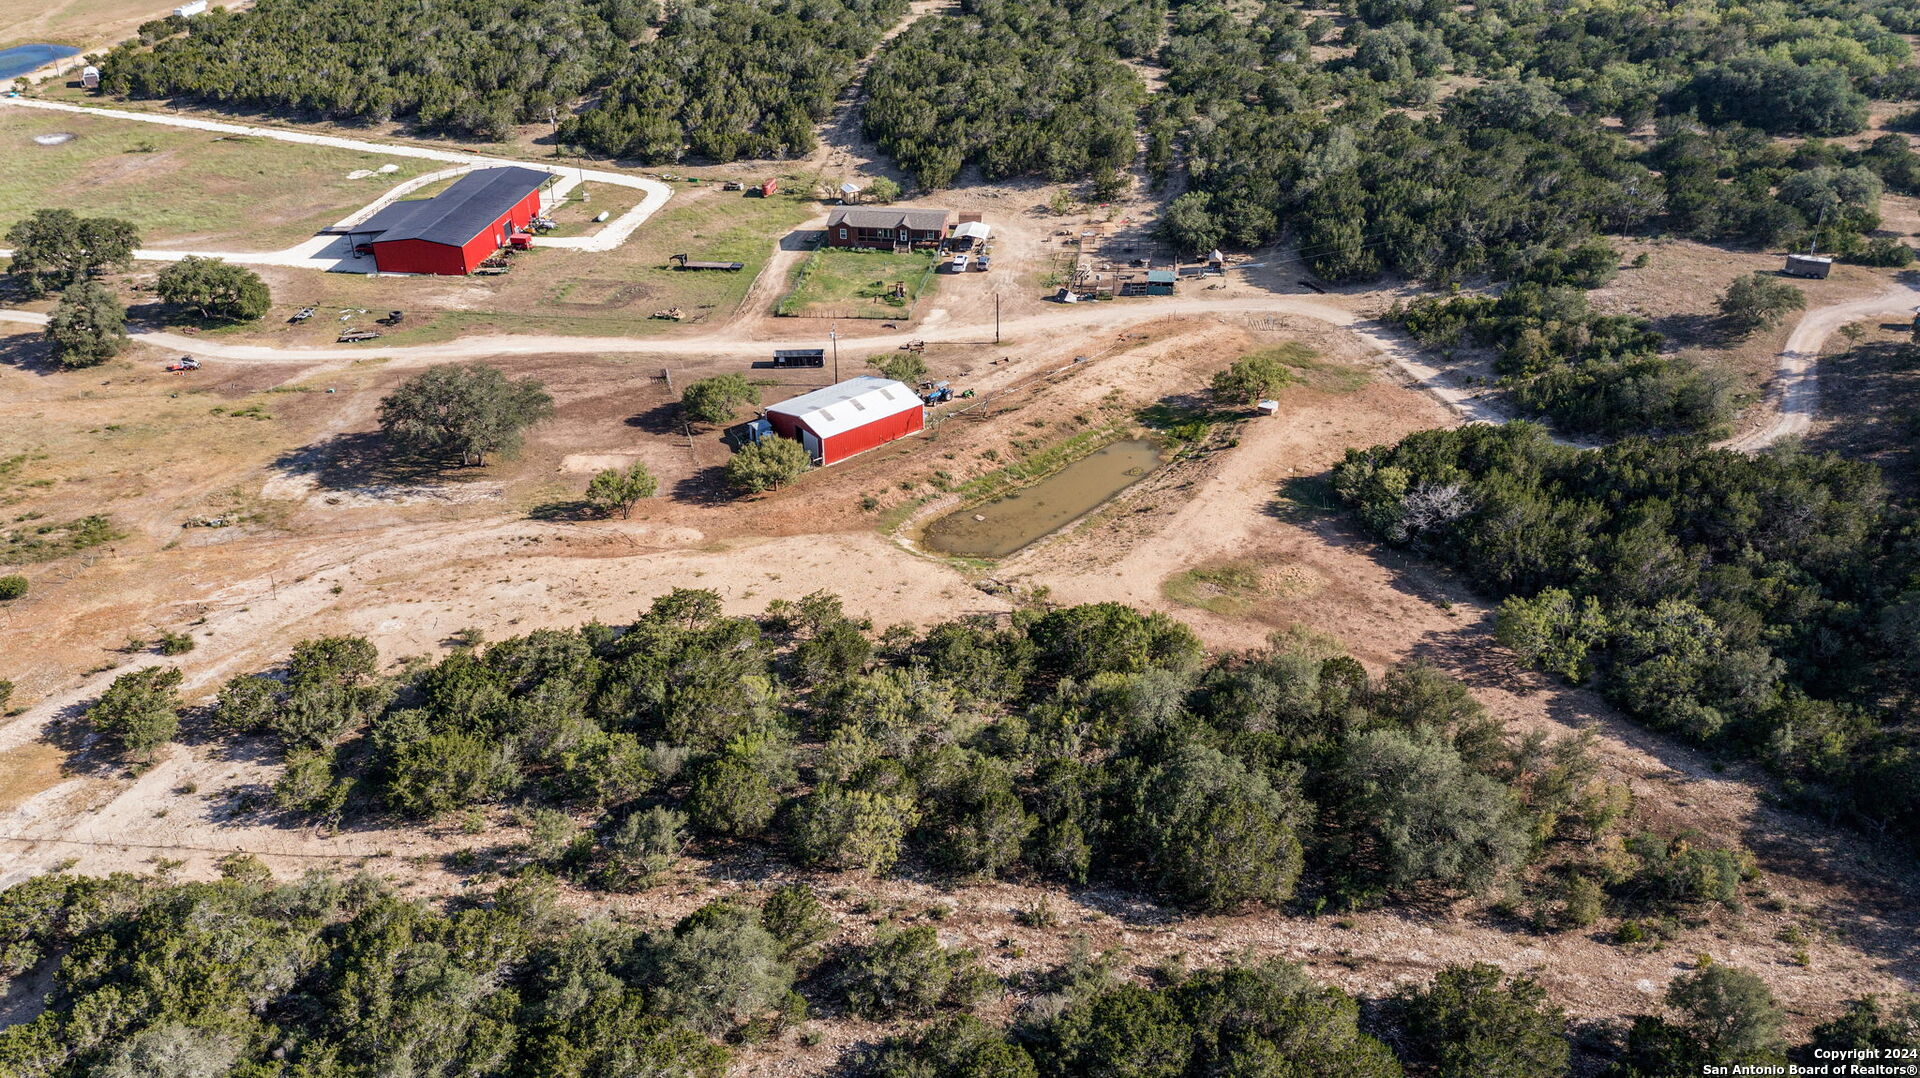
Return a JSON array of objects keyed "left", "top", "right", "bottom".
[
  {"left": 173, "top": 0, "right": 207, "bottom": 15},
  {"left": 756, "top": 179, "right": 779, "bottom": 198},
  {"left": 1783, "top": 254, "right": 1832, "bottom": 279},
  {"left": 839, "top": 181, "right": 861, "bottom": 203},
  {"left": 770, "top": 348, "right": 825, "bottom": 368},
  {"left": 1146, "top": 269, "right": 1177, "bottom": 296},
  {"left": 80, "top": 65, "right": 99, "bottom": 89},
  {"left": 765, "top": 376, "right": 924, "bottom": 465}
]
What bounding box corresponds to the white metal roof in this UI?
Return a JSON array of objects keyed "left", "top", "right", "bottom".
[
  {"left": 766, "top": 376, "right": 921, "bottom": 438},
  {"left": 952, "top": 221, "right": 991, "bottom": 240}
]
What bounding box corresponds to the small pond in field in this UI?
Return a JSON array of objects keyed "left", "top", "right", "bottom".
[
  {"left": 920, "top": 439, "right": 1165, "bottom": 558},
  {"left": 0, "top": 44, "right": 81, "bottom": 80}
]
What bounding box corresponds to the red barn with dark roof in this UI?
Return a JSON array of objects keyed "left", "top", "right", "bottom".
[{"left": 348, "top": 166, "right": 550, "bottom": 275}]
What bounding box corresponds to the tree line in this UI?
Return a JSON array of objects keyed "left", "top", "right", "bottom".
[
  {"left": 0, "top": 859, "right": 1912, "bottom": 1075},
  {"left": 1332, "top": 422, "right": 1920, "bottom": 848},
  {"left": 99, "top": 0, "right": 650, "bottom": 139},
  {"left": 559, "top": 0, "right": 908, "bottom": 162},
  {"left": 859, "top": 0, "right": 1156, "bottom": 190},
  {"left": 81, "top": 588, "right": 1813, "bottom": 960}
]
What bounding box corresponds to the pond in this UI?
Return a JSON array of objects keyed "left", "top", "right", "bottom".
[
  {"left": 0, "top": 44, "right": 80, "bottom": 80},
  {"left": 921, "top": 439, "right": 1165, "bottom": 558}
]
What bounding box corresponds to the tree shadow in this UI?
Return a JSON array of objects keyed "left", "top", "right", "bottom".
[
  {"left": 269, "top": 430, "right": 457, "bottom": 492},
  {"left": 0, "top": 331, "right": 61, "bottom": 375},
  {"left": 1647, "top": 310, "right": 1726, "bottom": 348},
  {"left": 1267, "top": 474, "right": 1343, "bottom": 525},
  {"left": 626, "top": 401, "right": 687, "bottom": 435},
  {"left": 671, "top": 465, "right": 736, "bottom": 506},
  {"left": 1805, "top": 338, "right": 1920, "bottom": 496},
  {"left": 528, "top": 498, "right": 597, "bottom": 521}
]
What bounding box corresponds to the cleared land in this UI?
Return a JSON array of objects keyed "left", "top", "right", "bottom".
[
  {"left": 0, "top": 0, "right": 179, "bottom": 53},
  {"left": 0, "top": 107, "right": 434, "bottom": 247},
  {"left": 186, "top": 179, "right": 822, "bottom": 348},
  {"left": 777, "top": 244, "right": 938, "bottom": 317}
]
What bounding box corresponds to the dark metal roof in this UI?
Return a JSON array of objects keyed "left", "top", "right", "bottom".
[
  {"left": 826, "top": 207, "right": 950, "bottom": 233},
  {"left": 358, "top": 166, "right": 549, "bottom": 248}
]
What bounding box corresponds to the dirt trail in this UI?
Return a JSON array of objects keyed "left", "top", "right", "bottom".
[{"left": 1722, "top": 273, "right": 1920, "bottom": 452}]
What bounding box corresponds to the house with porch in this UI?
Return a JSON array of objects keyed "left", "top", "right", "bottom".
[{"left": 824, "top": 207, "right": 951, "bottom": 251}]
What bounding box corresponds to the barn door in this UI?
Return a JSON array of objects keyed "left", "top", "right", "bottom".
[{"left": 802, "top": 430, "right": 824, "bottom": 465}]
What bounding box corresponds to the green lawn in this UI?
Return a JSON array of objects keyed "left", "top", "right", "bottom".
[
  {"left": 777, "top": 246, "right": 938, "bottom": 318},
  {"left": 0, "top": 108, "right": 432, "bottom": 247}
]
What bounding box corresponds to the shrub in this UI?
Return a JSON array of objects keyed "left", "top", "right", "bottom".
[
  {"left": 760, "top": 883, "right": 835, "bottom": 960},
  {"left": 585, "top": 460, "right": 659, "bottom": 518},
  {"left": 0, "top": 575, "right": 27, "bottom": 601},
  {"left": 787, "top": 785, "right": 920, "bottom": 874},
  {"left": 212, "top": 674, "right": 281, "bottom": 733},
  {"left": 725, "top": 436, "right": 812, "bottom": 493},
  {"left": 843, "top": 922, "right": 994, "bottom": 1018},
  {"left": 599, "top": 805, "right": 687, "bottom": 887},
  {"left": 1211, "top": 349, "right": 1299, "bottom": 405},
  {"left": 155, "top": 630, "right": 195, "bottom": 656},
  {"left": 1562, "top": 874, "right": 1606, "bottom": 929},
  {"left": 646, "top": 901, "right": 796, "bottom": 1033},
  {"left": 873, "top": 1015, "right": 1037, "bottom": 1078},
  {"left": 1718, "top": 273, "right": 1806, "bottom": 336},
  {"left": 680, "top": 374, "right": 760, "bottom": 426},
  {"left": 1399, "top": 963, "right": 1570, "bottom": 1078},
  {"left": 87, "top": 666, "right": 183, "bottom": 759}
]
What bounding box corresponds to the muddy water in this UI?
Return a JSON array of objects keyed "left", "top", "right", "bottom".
[{"left": 922, "top": 439, "right": 1165, "bottom": 558}]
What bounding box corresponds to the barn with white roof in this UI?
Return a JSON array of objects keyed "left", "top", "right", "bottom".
[{"left": 763, "top": 376, "right": 924, "bottom": 465}]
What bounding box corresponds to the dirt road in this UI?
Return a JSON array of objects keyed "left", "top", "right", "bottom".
[{"left": 1722, "top": 273, "right": 1920, "bottom": 452}]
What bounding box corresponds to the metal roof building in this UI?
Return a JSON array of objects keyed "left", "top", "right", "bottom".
[
  {"left": 348, "top": 166, "right": 550, "bottom": 275},
  {"left": 764, "top": 376, "right": 924, "bottom": 465}
]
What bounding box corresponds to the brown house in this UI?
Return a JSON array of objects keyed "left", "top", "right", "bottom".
[{"left": 825, "top": 207, "right": 951, "bottom": 251}]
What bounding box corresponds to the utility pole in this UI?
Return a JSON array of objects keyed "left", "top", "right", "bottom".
[
  {"left": 994, "top": 293, "right": 1001, "bottom": 345},
  {"left": 830, "top": 323, "right": 840, "bottom": 383}
]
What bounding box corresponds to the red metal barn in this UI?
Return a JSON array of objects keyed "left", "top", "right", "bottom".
[
  {"left": 346, "top": 166, "right": 549, "bottom": 275},
  {"left": 764, "top": 376, "right": 924, "bottom": 465}
]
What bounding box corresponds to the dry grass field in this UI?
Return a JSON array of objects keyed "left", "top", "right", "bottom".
[
  {"left": 0, "top": 0, "right": 183, "bottom": 53},
  {"left": 0, "top": 106, "right": 432, "bottom": 247},
  {"left": 186, "top": 179, "right": 824, "bottom": 349}
]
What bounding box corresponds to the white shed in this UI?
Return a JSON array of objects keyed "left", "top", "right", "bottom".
[
  {"left": 951, "top": 220, "right": 991, "bottom": 249},
  {"left": 173, "top": 0, "right": 208, "bottom": 16}
]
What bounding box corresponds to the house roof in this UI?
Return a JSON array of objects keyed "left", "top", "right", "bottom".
[
  {"left": 358, "top": 166, "right": 549, "bottom": 248},
  {"left": 1147, "top": 270, "right": 1177, "bottom": 283},
  {"left": 952, "top": 221, "right": 991, "bottom": 240},
  {"left": 766, "top": 376, "right": 921, "bottom": 438},
  {"left": 826, "top": 207, "right": 950, "bottom": 233}
]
